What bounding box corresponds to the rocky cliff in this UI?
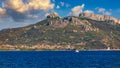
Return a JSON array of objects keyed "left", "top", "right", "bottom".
[
  {"left": 47, "top": 12, "right": 59, "bottom": 19},
  {"left": 79, "top": 13, "right": 120, "bottom": 25}
]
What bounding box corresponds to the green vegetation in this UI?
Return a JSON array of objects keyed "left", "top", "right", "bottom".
[{"left": 0, "top": 16, "right": 120, "bottom": 50}]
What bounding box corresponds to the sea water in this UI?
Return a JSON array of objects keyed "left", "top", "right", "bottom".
[{"left": 0, "top": 51, "right": 120, "bottom": 68}]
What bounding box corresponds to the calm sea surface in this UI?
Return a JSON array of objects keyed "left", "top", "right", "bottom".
[{"left": 0, "top": 51, "right": 119, "bottom": 68}]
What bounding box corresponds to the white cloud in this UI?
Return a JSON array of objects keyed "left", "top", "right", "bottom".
[
  {"left": 84, "top": 10, "right": 94, "bottom": 13},
  {"left": 104, "top": 11, "right": 111, "bottom": 15},
  {"left": 66, "top": 4, "right": 70, "bottom": 8},
  {"left": 0, "top": 0, "right": 54, "bottom": 22},
  {"left": 69, "top": 4, "right": 85, "bottom": 16},
  {"left": 60, "top": 1, "right": 70, "bottom": 8},
  {"left": 60, "top": 2, "right": 64, "bottom": 6},
  {"left": 98, "top": 8, "right": 106, "bottom": 13},
  {"left": 96, "top": 7, "right": 111, "bottom": 15},
  {"left": 56, "top": 5, "right": 60, "bottom": 9},
  {"left": 0, "top": 8, "right": 8, "bottom": 18},
  {"left": 4, "top": 0, "right": 54, "bottom": 13},
  {"left": 115, "top": 9, "right": 120, "bottom": 13}
]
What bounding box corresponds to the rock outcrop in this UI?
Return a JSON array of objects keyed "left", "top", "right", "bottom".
[
  {"left": 46, "top": 16, "right": 99, "bottom": 31},
  {"left": 79, "top": 13, "right": 120, "bottom": 24},
  {"left": 47, "top": 12, "right": 59, "bottom": 19}
]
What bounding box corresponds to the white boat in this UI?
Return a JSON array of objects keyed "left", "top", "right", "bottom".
[{"left": 75, "top": 50, "right": 79, "bottom": 52}]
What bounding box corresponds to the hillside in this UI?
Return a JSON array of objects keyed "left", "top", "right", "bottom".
[{"left": 0, "top": 13, "right": 120, "bottom": 50}]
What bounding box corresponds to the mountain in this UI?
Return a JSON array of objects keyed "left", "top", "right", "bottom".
[
  {"left": 0, "top": 13, "right": 120, "bottom": 50},
  {"left": 79, "top": 13, "right": 120, "bottom": 24}
]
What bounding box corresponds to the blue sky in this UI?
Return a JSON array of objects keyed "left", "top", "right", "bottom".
[
  {"left": 53, "top": 0, "right": 120, "bottom": 17},
  {"left": 0, "top": 0, "right": 120, "bottom": 30}
]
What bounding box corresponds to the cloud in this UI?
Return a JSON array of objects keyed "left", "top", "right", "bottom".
[
  {"left": 84, "top": 10, "right": 94, "bottom": 13},
  {"left": 52, "top": 0, "right": 55, "bottom": 2},
  {"left": 69, "top": 4, "right": 85, "bottom": 16},
  {"left": 96, "top": 7, "right": 111, "bottom": 15},
  {"left": 66, "top": 4, "right": 70, "bottom": 8},
  {"left": 56, "top": 5, "right": 60, "bottom": 9},
  {"left": 4, "top": 0, "right": 54, "bottom": 13},
  {"left": 97, "top": 8, "right": 106, "bottom": 13},
  {"left": 60, "top": 1, "right": 70, "bottom": 8},
  {"left": 0, "top": 0, "right": 54, "bottom": 22},
  {"left": 115, "top": 9, "right": 120, "bottom": 13},
  {"left": 60, "top": 2, "right": 64, "bottom": 6},
  {"left": 0, "top": 8, "right": 8, "bottom": 18},
  {"left": 104, "top": 11, "right": 111, "bottom": 16}
]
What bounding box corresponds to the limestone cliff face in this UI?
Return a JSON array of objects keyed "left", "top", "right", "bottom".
[
  {"left": 79, "top": 13, "right": 120, "bottom": 24},
  {"left": 47, "top": 12, "right": 59, "bottom": 19},
  {"left": 46, "top": 15, "right": 99, "bottom": 32}
]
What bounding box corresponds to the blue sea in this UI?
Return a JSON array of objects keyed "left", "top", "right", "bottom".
[{"left": 0, "top": 51, "right": 120, "bottom": 68}]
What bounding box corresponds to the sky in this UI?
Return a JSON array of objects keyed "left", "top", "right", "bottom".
[{"left": 0, "top": 0, "right": 120, "bottom": 30}]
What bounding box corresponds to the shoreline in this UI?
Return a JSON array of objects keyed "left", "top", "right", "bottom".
[
  {"left": 0, "top": 49, "right": 120, "bottom": 52},
  {"left": 0, "top": 44, "right": 120, "bottom": 51}
]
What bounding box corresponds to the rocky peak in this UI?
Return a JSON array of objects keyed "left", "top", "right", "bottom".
[
  {"left": 47, "top": 12, "right": 59, "bottom": 19},
  {"left": 79, "top": 13, "right": 120, "bottom": 24}
]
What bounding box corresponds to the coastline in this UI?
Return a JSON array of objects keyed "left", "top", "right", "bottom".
[
  {"left": 0, "top": 49, "right": 120, "bottom": 52},
  {"left": 0, "top": 44, "right": 120, "bottom": 51}
]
